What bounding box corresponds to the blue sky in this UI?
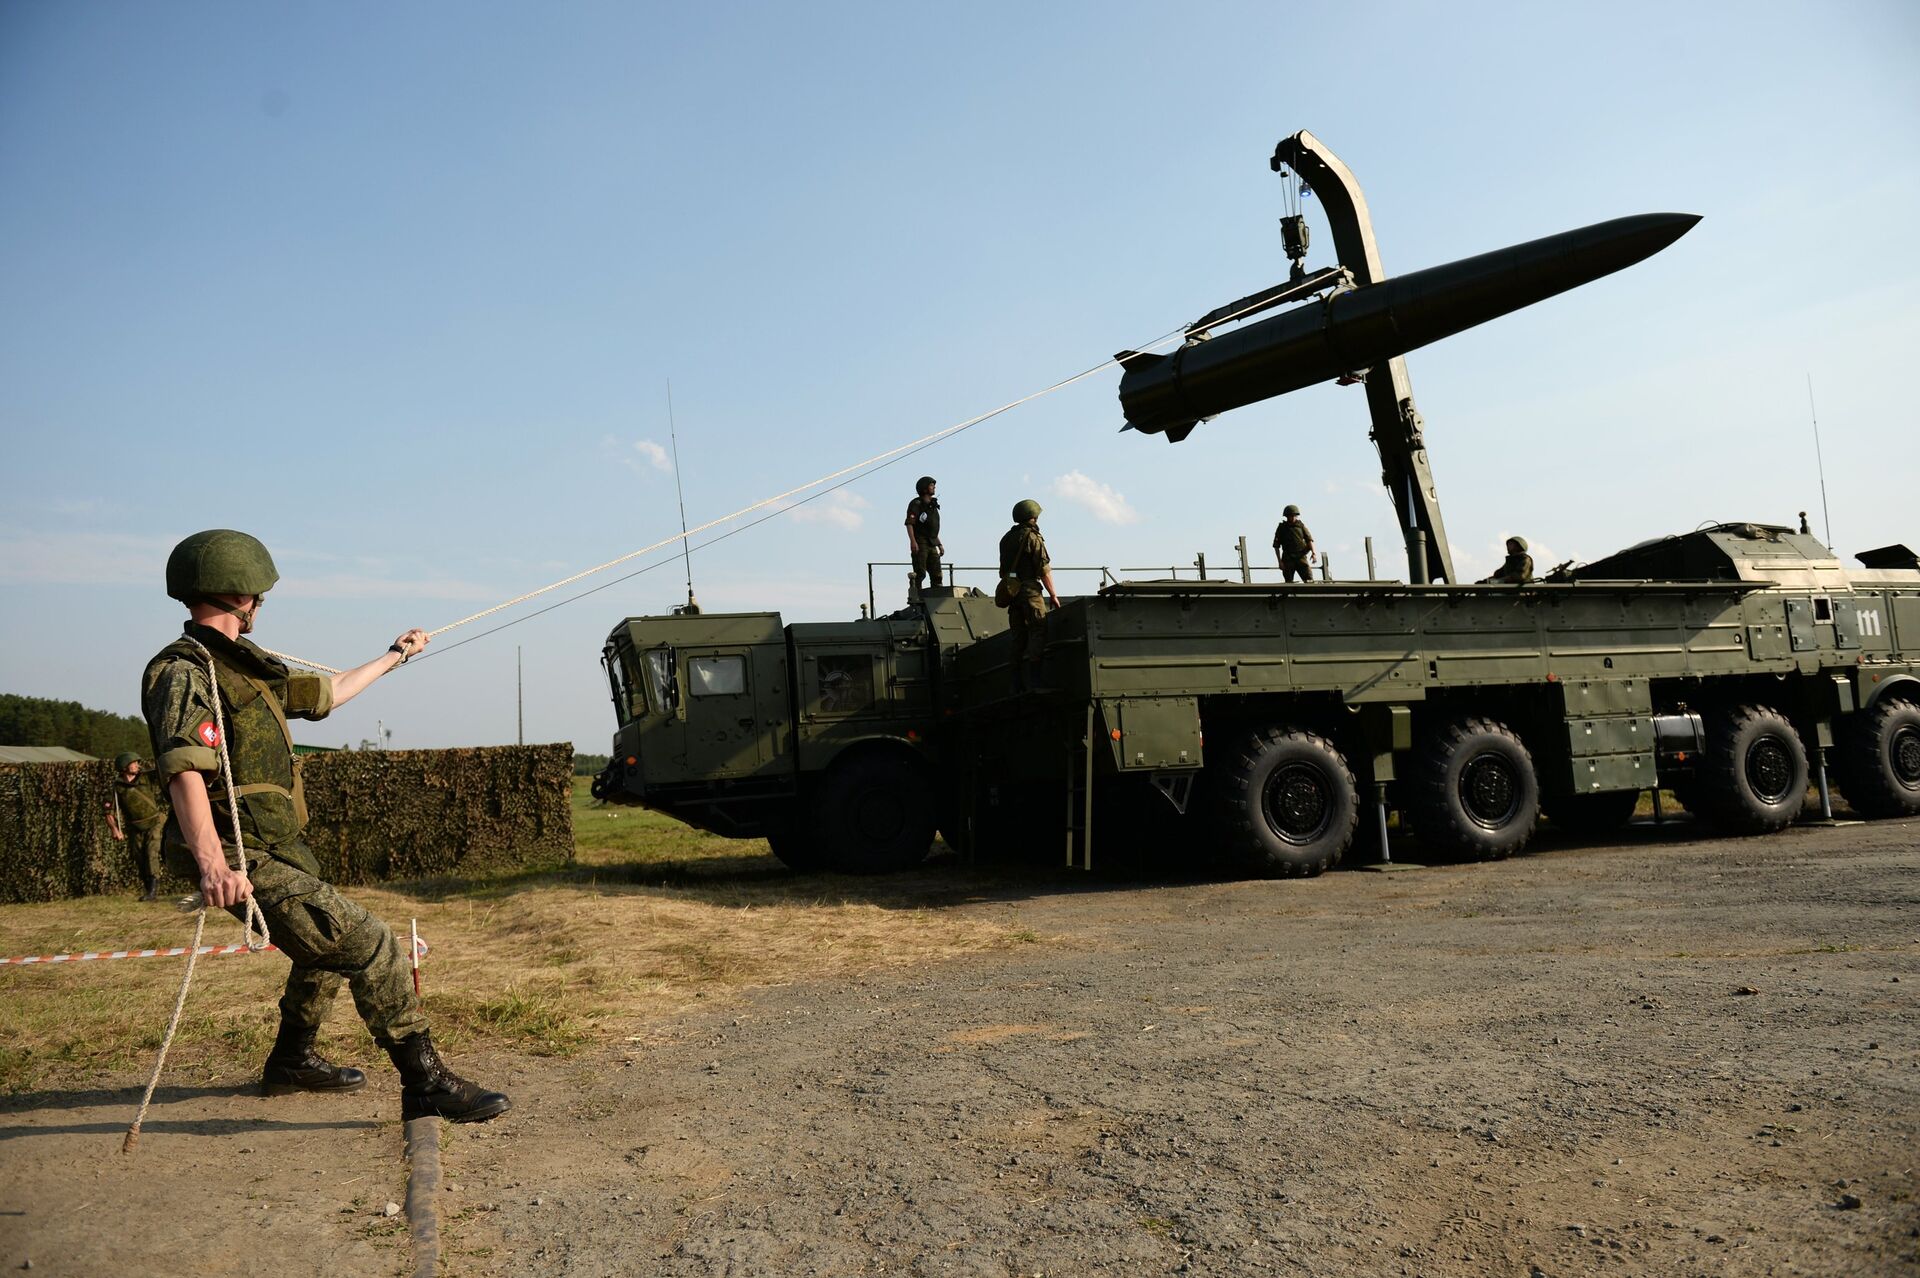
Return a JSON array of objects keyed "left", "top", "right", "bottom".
[{"left": 3, "top": 1, "right": 1917, "bottom": 751}]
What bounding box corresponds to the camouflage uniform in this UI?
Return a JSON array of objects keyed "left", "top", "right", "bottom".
[
  {"left": 1483, "top": 551, "right": 1534, "bottom": 584},
  {"left": 143, "top": 623, "right": 425, "bottom": 1045},
  {"left": 906, "top": 494, "right": 943, "bottom": 594},
  {"left": 1273, "top": 517, "right": 1314, "bottom": 583},
  {"left": 113, "top": 767, "right": 169, "bottom": 890},
  {"left": 998, "top": 521, "right": 1051, "bottom": 671}
]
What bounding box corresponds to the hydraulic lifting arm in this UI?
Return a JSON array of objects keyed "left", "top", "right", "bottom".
[{"left": 1269, "top": 131, "right": 1455, "bottom": 584}]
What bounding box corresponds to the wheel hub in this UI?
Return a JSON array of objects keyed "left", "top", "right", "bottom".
[
  {"left": 1460, "top": 752, "right": 1519, "bottom": 828},
  {"left": 1746, "top": 736, "right": 1794, "bottom": 803},
  {"left": 1264, "top": 761, "right": 1333, "bottom": 844},
  {"left": 1891, "top": 724, "right": 1920, "bottom": 789},
  {"left": 851, "top": 787, "right": 908, "bottom": 842}
]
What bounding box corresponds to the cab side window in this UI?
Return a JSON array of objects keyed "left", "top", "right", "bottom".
[{"left": 689, "top": 654, "right": 747, "bottom": 697}]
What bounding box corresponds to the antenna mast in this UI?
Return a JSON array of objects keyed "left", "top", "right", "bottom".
[
  {"left": 1806, "top": 374, "right": 1833, "bottom": 545},
  {"left": 667, "top": 380, "right": 700, "bottom": 614}
]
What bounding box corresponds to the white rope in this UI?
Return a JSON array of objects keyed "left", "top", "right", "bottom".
[
  {"left": 124, "top": 640, "right": 271, "bottom": 1152},
  {"left": 256, "top": 295, "right": 1305, "bottom": 675}
]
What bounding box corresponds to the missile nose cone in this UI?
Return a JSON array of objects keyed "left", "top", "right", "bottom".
[{"left": 1633, "top": 211, "right": 1703, "bottom": 246}]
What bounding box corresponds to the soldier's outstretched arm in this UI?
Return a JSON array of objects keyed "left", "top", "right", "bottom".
[
  {"left": 330, "top": 628, "right": 428, "bottom": 709},
  {"left": 168, "top": 771, "right": 252, "bottom": 907}
]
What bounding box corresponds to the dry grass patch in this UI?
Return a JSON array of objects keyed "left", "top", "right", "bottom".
[{"left": 0, "top": 781, "right": 1038, "bottom": 1092}]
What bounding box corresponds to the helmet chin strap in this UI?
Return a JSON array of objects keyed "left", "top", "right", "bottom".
[{"left": 205, "top": 594, "right": 262, "bottom": 634}]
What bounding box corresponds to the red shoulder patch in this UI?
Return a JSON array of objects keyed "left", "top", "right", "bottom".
[{"left": 195, "top": 721, "right": 222, "bottom": 748}]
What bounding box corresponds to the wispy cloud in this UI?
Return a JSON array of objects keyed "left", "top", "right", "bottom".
[
  {"left": 601, "top": 435, "right": 675, "bottom": 477},
  {"left": 788, "top": 490, "right": 870, "bottom": 532},
  {"left": 1050, "top": 470, "right": 1140, "bottom": 525}
]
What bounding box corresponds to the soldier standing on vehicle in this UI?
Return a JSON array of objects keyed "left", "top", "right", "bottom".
[
  {"left": 144, "top": 529, "right": 509, "bottom": 1122},
  {"left": 906, "top": 476, "right": 943, "bottom": 601},
  {"left": 1273, "top": 504, "right": 1315, "bottom": 582},
  {"left": 998, "top": 499, "right": 1061, "bottom": 693},
  {"left": 106, "top": 752, "right": 168, "bottom": 900},
  {"left": 1479, "top": 536, "right": 1535, "bottom": 584}
]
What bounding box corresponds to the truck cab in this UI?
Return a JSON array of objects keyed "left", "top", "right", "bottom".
[{"left": 592, "top": 588, "right": 1008, "bottom": 870}]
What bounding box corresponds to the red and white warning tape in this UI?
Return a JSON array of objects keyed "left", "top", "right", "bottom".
[
  {"left": 1, "top": 942, "right": 279, "bottom": 967},
  {"left": 2, "top": 934, "right": 427, "bottom": 968}
]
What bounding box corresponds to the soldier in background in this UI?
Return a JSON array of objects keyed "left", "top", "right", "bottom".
[
  {"left": 998, "top": 499, "right": 1061, "bottom": 693},
  {"left": 906, "top": 476, "right": 943, "bottom": 602},
  {"left": 106, "top": 752, "right": 168, "bottom": 900},
  {"left": 1273, "top": 504, "right": 1316, "bottom": 582},
  {"left": 1480, "top": 536, "right": 1535, "bottom": 584},
  {"left": 146, "top": 528, "right": 509, "bottom": 1122}
]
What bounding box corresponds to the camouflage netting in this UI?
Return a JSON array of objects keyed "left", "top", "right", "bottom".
[
  {"left": 0, "top": 759, "right": 125, "bottom": 902},
  {"left": 0, "top": 744, "right": 575, "bottom": 904},
  {"left": 300, "top": 744, "right": 575, "bottom": 885}
]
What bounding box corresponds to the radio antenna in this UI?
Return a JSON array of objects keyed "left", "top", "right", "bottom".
[
  {"left": 667, "top": 380, "right": 700, "bottom": 614},
  {"left": 1806, "top": 374, "right": 1833, "bottom": 546}
]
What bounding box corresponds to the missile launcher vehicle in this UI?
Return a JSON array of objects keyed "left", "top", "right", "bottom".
[{"left": 592, "top": 133, "right": 1920, "bottom": 876}]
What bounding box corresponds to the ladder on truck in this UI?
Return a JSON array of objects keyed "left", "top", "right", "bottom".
[{"left": 1065, "top": 703, "right": 1095, "bottom": 870}]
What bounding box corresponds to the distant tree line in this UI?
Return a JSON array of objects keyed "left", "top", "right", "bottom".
[
  {"left": 574, "top": 752, "right": 609, "bottom": 776},
  {"left": 0, "top": 693, "right": 149, "bottom": 759}
]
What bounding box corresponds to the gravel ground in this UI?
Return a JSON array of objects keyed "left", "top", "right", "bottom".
[{"left": 4, "top": 816, "right": 1916, "bottom": 1277}]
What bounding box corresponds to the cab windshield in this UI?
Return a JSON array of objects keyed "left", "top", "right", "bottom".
[{"left": 601, "top": 640, "right": 648, "bottom": 724}]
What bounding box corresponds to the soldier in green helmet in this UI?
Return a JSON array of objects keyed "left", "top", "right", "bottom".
[
  {"left": 998, "top": 499, "right": 1061, "bottom": 693},
  {"left": 1479, "top": 535, "right": 1535, "bottom": 584},
  {"left": 905, "top": 475, "right": 943, "bottom": 602},
  {"left": 142, "top": 529, "right": 509, "bottom": 1123},
  {"left": 105, "top": 751, "right": 169, "bottom": 900},
  {"left": 1272, "top": 503, "right": 1316, "bottom": 582}
]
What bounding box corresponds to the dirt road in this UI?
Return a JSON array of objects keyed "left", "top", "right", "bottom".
[{"left": 5, "top": 817, "right": 1915, "bottom": 1276}]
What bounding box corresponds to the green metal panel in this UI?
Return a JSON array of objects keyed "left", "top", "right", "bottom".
[
  {"left": 1830, "top": 598, "right": 1862, "bottom": 650},
  {"left": 1101, "top": 697, "right": 1204, "bottom": 771},
  {"left": 1567, "top": 752, "right": 1654, "bottom": 793},
  {"left": 1556, "top": 678, "right": 1651, "bottom": 716},
  {"left": 1786, "top": 598, "right": 1818, "bottom": 652},
  {"left": 1566, "top": 716, "right": 1653, "bottom": 756},
  {"left": 1746, "top": 623, "right": 1789, "bottom": 660},
  {"left": 1896, "top": 598, "right": 1920, "bottom": 654}
]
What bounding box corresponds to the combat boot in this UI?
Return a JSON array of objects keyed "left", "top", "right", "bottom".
[
  {"left": 385, "top": 1030, "right": 511, "bottom": 1124},
  {"left": 261, "top": 1023, "right": 367, "bottom": 1096}
]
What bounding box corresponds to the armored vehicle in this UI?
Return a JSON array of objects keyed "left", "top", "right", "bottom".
[{"left": 591, "top": 133, "right": 1920, "bottom": 875}]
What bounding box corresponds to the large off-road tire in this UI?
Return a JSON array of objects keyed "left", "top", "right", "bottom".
[
  {"left": 1833, "top": 698, "right": 1920, "bottom": 819},
  {"left": 1407, "top": 716, "right": 1540, "bottom": 861},
  {"left": 1215, "top": 726, "right": 1358, "bottom": 878},
  {"left": 1691, "top": 704, "right": 1807, "bottom": 834},
  {"left": 766, "top": 825, "right": 828, "bottom": 872},
  {"left": 811, "top": 753, "right": 936, "bottom": 874},
  {"left": 1543, "top": 788, "right": 1640, "bottom": 835}
]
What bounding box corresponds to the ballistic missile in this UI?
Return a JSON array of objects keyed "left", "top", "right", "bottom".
[{"left": 1115, "top": 212, "right": 1700, "bottom": 441}]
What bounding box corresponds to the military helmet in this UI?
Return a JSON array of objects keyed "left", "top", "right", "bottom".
[
  {"left": 916, "top": 475, "right": 937, "bottom": 496},
  {"left": 166, "top": 529, "right": 280, "bottom": 602},
  {"left": 1283, "top": 504, "right": 1301, "bottom": 517},
  {"left": 1507, "top": 535, "right": 1529, "bottom": 552},
  {"left": 114, "top": 751, "right": 140, "bottom": 771},
  {"left": 1012, "top": 499, "right": 1042, "bottom": 523}
]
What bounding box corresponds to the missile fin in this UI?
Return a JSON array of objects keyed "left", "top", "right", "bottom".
[{"left": 1113, "top": 349, "right": 1166, "bottom": 372}]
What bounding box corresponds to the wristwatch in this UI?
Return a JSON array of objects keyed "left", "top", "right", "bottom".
[{"left": 388, "top": 642, "right": 410, "bottom": 664}]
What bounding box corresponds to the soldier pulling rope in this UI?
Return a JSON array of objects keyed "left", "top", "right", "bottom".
[{"left": 127, "top": 530, "right": 510, "bottom": 1150}]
